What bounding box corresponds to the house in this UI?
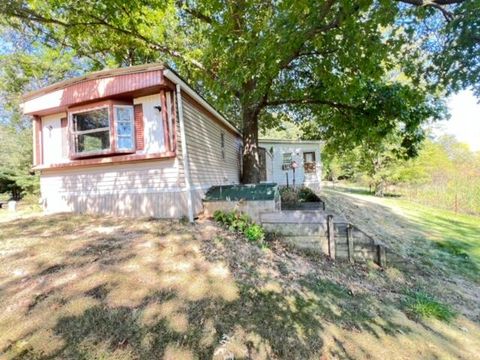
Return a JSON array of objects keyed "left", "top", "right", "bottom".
[
  {"left": 258, "top": 139, "right": 322, "bottom": 190},
  {"left": 21, "top": 64, "right": 243, "bottom": 221}
]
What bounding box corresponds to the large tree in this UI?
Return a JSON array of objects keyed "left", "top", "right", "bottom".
[{"left": 0, "top": 0, "right": 477, "bottom": 183}]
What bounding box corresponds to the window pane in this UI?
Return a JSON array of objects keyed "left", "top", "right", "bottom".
[
  {"left": 282, "top": 153, "right": 292, "bottom": 165},
  {"left": 115, "top": 106, "right": 134, "bottom": 150},
  {"left": 75, "top": 130, "right": 110, "bottom": 153},
  {"left": 117, "top": 136, "right": 133, "bottom": 150},
  {"left": 74, "top": 108, "right": 109, "bottom": 131},
  {"left": 304, "top": 153, "right": 314, "bottom": 162},
  {"left": 117, "top": 122, "right": 133, "bottom": 136}
]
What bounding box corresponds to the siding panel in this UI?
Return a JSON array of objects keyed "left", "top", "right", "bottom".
[
  {"left": 40, "top": 159, "right": 186, "bottom": 217},
  {"left": 182, "top": 97, "right": 241, "bottom": 187}
]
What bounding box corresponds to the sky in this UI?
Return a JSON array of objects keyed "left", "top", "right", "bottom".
[{"left": 435, "top": 90, "right": 480, "bottom": 152}]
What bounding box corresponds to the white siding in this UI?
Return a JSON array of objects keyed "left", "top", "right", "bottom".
[
  {"left": 182, "top": 96, "right": 241, "bottom": 187},
  {"left": 260, "top": 142, "right": 322, "bottom": 188},
  {"left": 40, "top": 159, "right": 185, "bottom": 217},
  {"left": 133, "top": 94, "right": 165, "bottom": 154},
  {"left": 41, "top": 113, "right": 66, "bottom": 164}
]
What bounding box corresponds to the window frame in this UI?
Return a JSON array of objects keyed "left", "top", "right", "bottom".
[
  {"left": 282, "top": 152, "right": 292, "bottom": 170},
  {"left": 68, "top": 101, "right": 136, "bottom": 159},
  {"left": 113, "top": 105, "right": 136, "bottom": 152},
  {"left": 303, "top": 151, "right": 316, "bottom": 173}
]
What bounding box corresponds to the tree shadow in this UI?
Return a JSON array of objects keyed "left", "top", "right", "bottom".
[{"left": 2, "top": 213, "right": 479, "bottom": 359}]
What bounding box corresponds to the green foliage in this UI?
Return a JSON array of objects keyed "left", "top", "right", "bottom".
[
  {"left": 403, "top": 290, "right": 456, "bottom": 322},
  {"left": 0, "top": 0, "right": 468, "bottom": 182},
  {"left": 396, "top": 135, "right": 480, "bottom": 214},
  {"left": 212, "top": 210, "right": 267, "bottom": 247},
  {"left": 0, "top": 28, "right": 91, "bottom": 199},
  {"left": 244, "top": 223, "right": 265, "bottom": 243},
  {"left": 260, "top": 116, "right": 304, "bottom": 140},
  {"left": 324, "top": 132, "right": 480, "bottom": 206}
]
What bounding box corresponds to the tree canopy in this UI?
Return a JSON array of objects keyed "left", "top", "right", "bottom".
[{"left": 0, "top": 0, "right": 478, "bottom": 183}]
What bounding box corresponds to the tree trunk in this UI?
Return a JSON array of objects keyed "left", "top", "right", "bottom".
[
  {"left": 242, "top": 107, "right": 260, "bottom": 184},
  {"left": 374, "top": 181, "right": 385, "bottom": 197}
]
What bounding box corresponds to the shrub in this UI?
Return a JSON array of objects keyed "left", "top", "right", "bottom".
[
  {"left": 280, "top": 187, "right": 298, "bottom": 205},
  {"left": 403, "top": 290, "right": 455, "bottom": 322},
  {"left": 298, "top": 187, "right": 321, "bottom": 202},
  {"left": 212, "top": 210, "right": 267, "bottom": 247},
  {"left": 244, "top": 224, "right": 265, "bottom": 242},
  {"left": 280, "top": 186, "right": 321, "bottom": 205}
]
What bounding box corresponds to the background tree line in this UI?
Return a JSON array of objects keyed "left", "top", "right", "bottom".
[{"left": 323, "top": 134, "right": 480, "bottom": 215}]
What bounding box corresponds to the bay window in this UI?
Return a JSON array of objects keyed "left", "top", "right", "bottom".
[
  {"left": 70, "top": 103, "right": 135, "bottom": 158},
  {"left": 72, "top": 107, "right": 111, "bottom": 155}
]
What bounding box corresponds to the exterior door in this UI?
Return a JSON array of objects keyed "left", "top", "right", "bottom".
[
  {"left": 258, "top": 147, "right": 267, "bottom": 182},
  {"left": 303, "top": 151, "right": 316, "bottom": 173}
]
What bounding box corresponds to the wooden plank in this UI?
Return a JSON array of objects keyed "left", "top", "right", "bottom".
[
  {"left": 327, "top": 215, "right": 335, "bottom": 259},
  {"left": 282, "top": 235, "right": 329, "bottom": 254},
  {"left": 260, "top": 210, "right": 327, "bottom": 224},
  {"left": 377, "top": 245, "right": 387, "bottom": 267},
  {"left": 262, "top": 223, "right": 327, "bottom": 236},
  {"left": 347, "top": 224, "right": 354, "bottom": 263}
]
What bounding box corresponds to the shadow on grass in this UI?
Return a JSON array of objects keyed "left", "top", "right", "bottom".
[
  {"left": 3, "top": 211, "right": 480, "bottom": 359},
  {"left": 321, "top": 188, "right": 480, "bottom": 282},
  {"left": 14, "top": 279, "right": 411, "bottom": 359},
  {"left": 1, "top": 214, "right": 421, "bottom": 360}
]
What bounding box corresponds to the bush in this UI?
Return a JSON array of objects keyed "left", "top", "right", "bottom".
[
  {"left": 244, "top": 224, "right": 265, "bottom": 242},
  {"left": 403, "top": 290, "right": 455, "bottom": 322},
  {"left": 297, "top": 187, "right": 321, "bottom": 202},
  {"left": 279, "top": 187, "right": 299, "bottom": 205},
  {"left": 212, "top": 210, "right": 267, "bottom": 247},
  {"left": 280, "top": 186, "right": 321, "bottom": 205}
]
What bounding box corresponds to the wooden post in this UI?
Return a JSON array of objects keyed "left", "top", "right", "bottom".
[
  {"left": 346, "top": 224, "right": 354, "bottom": 263},
  {"left": 327, "top": 215, "right": 335, "bottom": 259},
  {"left": 377, "top": 245, "right": 386, "bottom": 267}
]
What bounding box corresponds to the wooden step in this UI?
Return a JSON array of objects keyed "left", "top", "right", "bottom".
[
  {"left": 260, "top": 210, "right": 328, "bottom": 224},
  {"left": 263, "top": 223, "right": 328, "bottom": 236}
]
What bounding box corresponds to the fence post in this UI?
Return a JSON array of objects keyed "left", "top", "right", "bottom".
[
  {"left": 377, "top": 245, "right": 386, "bottom": 267},
  {"left": 346, "top": 224, "right": 354, "bottom": 263},
  {"left": 327, "top": 215, "right": 335, "bottom": 259}
]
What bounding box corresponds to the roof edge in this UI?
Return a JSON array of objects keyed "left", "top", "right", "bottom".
[{"left": 22, "top": 63, "right": 166, "bottom": 102}]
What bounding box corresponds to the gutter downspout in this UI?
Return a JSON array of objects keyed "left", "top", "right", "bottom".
[{"left": 176, "top": 84, "right": 195, "bottom": 223}]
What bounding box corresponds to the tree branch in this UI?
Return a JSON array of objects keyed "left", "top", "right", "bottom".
[
  {"left": 3, "top": 3, "right": 210, "bottom": 74},
  {"left": 178, "top": 1, "right": 214, "bottom": 24},
  {"left": 396, "top": 0, "right": 463, "bottom": 22}
]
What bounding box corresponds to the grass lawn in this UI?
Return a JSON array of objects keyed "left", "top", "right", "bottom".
[
  {"left": 322, "top": 186, "right": 480, "bottom": 282},
  {"left": 0, "top": 195, "right": 479, "bottom": 359}
]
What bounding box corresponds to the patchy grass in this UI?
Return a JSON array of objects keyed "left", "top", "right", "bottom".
[
  {"left": 0, "top": 209, "right": 479, "bottom": 359},
  {"left": 403, "top": 290, "right": 456, "bottom": 322},
  {"left": 321, "top": 186, "right": 480, "bottom": 282}
]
